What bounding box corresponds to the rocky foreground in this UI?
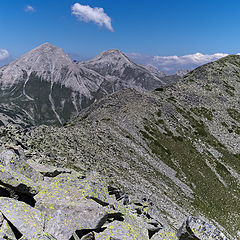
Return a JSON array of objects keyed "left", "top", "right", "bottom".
[{"left": 0, "top": 127, "right": 231, "bottom": 240}]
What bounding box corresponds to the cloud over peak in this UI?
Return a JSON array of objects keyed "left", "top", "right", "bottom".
[
  {"left": 127, "top": 52, "right": 230, "bottom": 73},
  {"left": 153, "top": 52, "right": 228, "bottom": 65},
  {"left": 72, "top": 3, "right": 114, "bottom": 32}
]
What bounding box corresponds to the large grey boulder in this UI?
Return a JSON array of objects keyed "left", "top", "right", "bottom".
[
  {"left": 95, "top": 200, "right": 151, "bottom": 240},
  {"left": 41, "top": 199, "right": 108, "bottom": 240},
  {"left": 0, "top": 220, "right": 17, "bottom": 240},
  {"left": 0, "top": 198, "right": 44, "bottom": 239},
  {"left": 34, "top": 173, "right": 111, "bottom": 240},
  {"left": 0, "top": 146, "right": 42, "bottom": 182},
  {"left": 0, "top": 164, "right": 40, "bottom": 197},
  {"left": 0, "top": 212, "right": 17, "bottom": 240},
  {"left": 0, "top": 146, "right": 41, "bottom": 198},
  {"left": 95, "top": 220, "right": 149, "bottom": 240},
  {"left": 151, "top": 227, "right": 177, "bottom": 240},
  {"left": 177, "top": 216, "right": 230, "bottom": 240}
]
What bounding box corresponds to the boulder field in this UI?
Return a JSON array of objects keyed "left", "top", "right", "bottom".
[{"left": 0, "top": 145, "right": 229, "bottom": 240}]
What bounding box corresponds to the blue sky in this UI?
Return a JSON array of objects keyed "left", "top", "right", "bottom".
[{"left": 1, "top": 0, "right": 240, "bottom": 71}]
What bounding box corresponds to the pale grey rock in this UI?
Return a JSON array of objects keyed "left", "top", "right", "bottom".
[
  {"left": 0, "top": 164, "right": 40, "bottom": 195},
  {"left": 151, "top": 227, "right": 177, "bottom": 240},
  {"left": 0, "top": 147, "right": 42, "bottom": 182},
  {"left": 34, "top": 173, "right": 110, "bottom": 240},
  {"left": 19, "top": 233, "right": 57, "bottom": 240},
  {"left": 0, "top": 219, "right": 17, "bottom": 240},
  {"left": 0, "top": 146, "right": 41, "bottom": 197},
  {"left": 81, "top": 232, "right": 95, "bottom": 240},
  {"left": 33, "top": 232, "right": 57, "bottom": 240},
  {"left": 41, "top": 199, "right": 108, "bottom": 240},
  {"left": 0, "top": 198, "right": 44, "bottom": 239},
  {"left": 0, "top": 212, "right": 3, "bottom": 225},
  {"left": 95, "top": 220, "right": 149, "bottom": 240},
  {"left": 177, "top": 216, "right": 230, "bottom": 240},
  {"left": 26, "top": 159, "right": 71, "bottom": 177}
]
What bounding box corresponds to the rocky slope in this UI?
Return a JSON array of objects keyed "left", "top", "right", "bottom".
[
  {"left": 0, "top": 48, "right": 239, "bottom": 239},
  {"left": 0, "top": 128, "right": 231, "bottom": 239},
  {"left": 0, "top": 44, "right": 174, "bottom": 127},
  {"left": 176, "top": 69, "right": 190, "bottom": 77},
  {"left": 2, "top": 54, "right": 239, "bottom": 239}
]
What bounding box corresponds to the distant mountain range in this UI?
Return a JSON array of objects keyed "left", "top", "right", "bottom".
[{"left": 0, "top": 43, "right": 181, "bottom": 126}]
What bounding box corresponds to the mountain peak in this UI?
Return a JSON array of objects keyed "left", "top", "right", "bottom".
[
  {"left": 14, "top": 42, "right": 72, "bottom": 68},
  {"left": 101, "top": 49, "right": 123, "bottom": 55},
  {"left": 80, "top": 48, "right": 167, "bottom": 91},
  {"left": 37, "top": 42, "right": 55, "bottom": 48},
  {"left": 0, "top": 42, "right": 73, "bottom": 88},
  {"left": 27, "top": 42, "right": 67, "bottom": 58},
  {"left": 90, "top": 49, "right": 131, "bottom": 63}
]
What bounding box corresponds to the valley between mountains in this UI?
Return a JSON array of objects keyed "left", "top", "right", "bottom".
[{"left": 0, "top": 43, "right": 239, "bottom": 240}]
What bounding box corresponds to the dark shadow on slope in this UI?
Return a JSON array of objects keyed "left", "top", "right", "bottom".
[
  {"left": 69, "top": 228, "right": 106, "bottom": 240},
  {"left": 0, "top": 184, "right": 36, "bottom": 207}
]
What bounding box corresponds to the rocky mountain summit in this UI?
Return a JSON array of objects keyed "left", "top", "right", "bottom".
[
  {"left": 0, "top": 43, "right": 107, "bottom": 126},
  {"left": 80, "top": 50, "right": 167, "bottom": 92},
  {"left": 0, "top": 44, "right": 174, "bottom": 127},
  {"left": 0, "top": 43, "right": 107, "bottom": 94}
]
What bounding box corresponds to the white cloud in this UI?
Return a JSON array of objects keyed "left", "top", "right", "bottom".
[
  {"left": 25, "top": 5, "right": 35, "bottom": 12},
  {"left": 0, "top": 49, "right": 10, "bottom": 61},
  {"left": 72, "top": 3, "right": 114, "bottom": 32},
  {"left": 0, "top": 49, "right": 11, "bottom": 67},
  {"left": 153, "top": 53, "right": 228, "bottom": 65},
  {"left": 127, "top": 52, "right": 230, "bottom": 73}
]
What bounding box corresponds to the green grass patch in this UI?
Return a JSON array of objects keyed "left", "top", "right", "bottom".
[
  {"left": 139, "top": 108, "right": 240, "bottom": 235},
  {"left": 227, "top": 108, "right": 240, "bottom": 122},
  {"left": 190, "top": 107, "right": 214, "bottom": 121}
]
